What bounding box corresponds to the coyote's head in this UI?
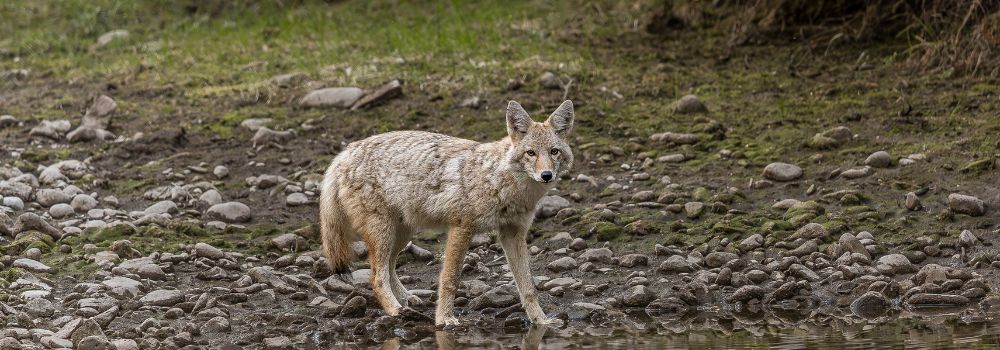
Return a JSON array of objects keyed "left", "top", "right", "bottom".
[{"left": 505, "top": 100, "right": 575, "bottom": 183}]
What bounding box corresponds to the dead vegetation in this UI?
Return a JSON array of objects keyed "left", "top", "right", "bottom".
[{"left": 648, "top": 0, "right": 1000, "bottom": 77}]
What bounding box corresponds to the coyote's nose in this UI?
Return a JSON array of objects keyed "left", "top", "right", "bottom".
[{"left": 540, "top": 171, "right": 553, "bottom": 182}]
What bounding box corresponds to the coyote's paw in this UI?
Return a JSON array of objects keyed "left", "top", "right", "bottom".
[{"left": 530, "top": 316, "right": 561, "bottom": 326}]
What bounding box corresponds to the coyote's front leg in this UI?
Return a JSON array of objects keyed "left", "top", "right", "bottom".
[
  {"left": 499, "top": 226, "right": 550, "bottom": 324},
  {"left": 435, "top": 226, "right": 473, "bottom": 326}
]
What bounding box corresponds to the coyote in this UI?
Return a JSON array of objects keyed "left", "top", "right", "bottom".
[{"left": 320, "top": 100, "right": 575, "bottom": 326}]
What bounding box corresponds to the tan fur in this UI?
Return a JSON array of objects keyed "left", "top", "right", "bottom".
[{"left": 320, "top": 100, "right": 575, "bottom": 326}]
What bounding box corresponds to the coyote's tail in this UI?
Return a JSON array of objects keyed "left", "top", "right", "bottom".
[{"left": 320, "top": 174, "right": 352, "bottom": 275}]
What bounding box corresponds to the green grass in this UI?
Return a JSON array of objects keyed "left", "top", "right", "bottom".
[{"left": 1, "top": 0, "right": 590, "bottom": 89}]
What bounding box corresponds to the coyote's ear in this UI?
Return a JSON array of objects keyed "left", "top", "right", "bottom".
[
  {"left": 546, "top": 100, "right": 574, "bottom": 137},
  {"left": 506, "top": 101, "right": 531, "bottom": 141}
]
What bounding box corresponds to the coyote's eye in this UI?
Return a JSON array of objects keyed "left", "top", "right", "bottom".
[
  {"left": 525, "top": 150, "right": 536, "bottom": 157},
  {"left": 550, "top": 148, "right": 560, "bottom": 155}
]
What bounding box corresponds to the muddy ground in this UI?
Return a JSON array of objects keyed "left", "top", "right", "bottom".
[{"left": 2, "top": 1, "right": 1000, "bottom": 349}]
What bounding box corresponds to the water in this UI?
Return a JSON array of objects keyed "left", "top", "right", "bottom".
[{"left": 362, "top": 309, "right": 1000, "bottom": 349}]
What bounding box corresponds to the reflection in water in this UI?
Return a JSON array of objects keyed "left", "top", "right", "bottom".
[{"left": 366, "top": 309, "right": 1000, "bottom": 349}]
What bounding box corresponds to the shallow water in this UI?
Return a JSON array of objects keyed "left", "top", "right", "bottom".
[{"left": 365, "top": 309, "right": 1000, "bottom": 349}]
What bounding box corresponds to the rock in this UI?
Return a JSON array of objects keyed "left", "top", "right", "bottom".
[
  {"left": 95, "top": 29, "right": 129, "bottom": 48},
  {"left": 617, "top": 254, "right": 649, "bottom": 268},
  {"left": 202, "top": 316, "right": 231, "bottom": 333},
  {"left": 111, "top": 339, "right": 138, "bottom": 350},
  {"left": 704, "top": 252, "right": 738, "bottom": 268},
  {"left": 252, "top": 127, "right": 294, "bottom": 146},
  {"left": 2, "top": 196, "right": 24, "bottom": 210},
  {"left": 13, "top": 258, "right": 50, "bottom": 272},
  {"left": 876, "top": 254, "right": 914, "bottom": 275},
  {"left": 650, "top": 132, "right": 700, "bottom": 144},
  {"left": 206, "top": 202, "right": 252, "bottom": 223},
  {"left": 656, "top": 154, "right": 687, "bottom": 163},
  {"left": 623, "top": 285, "right": 655, "bottom": 307},
  {"left": 469, "top": 289, "right": 518, "bottom": 310},
  {"left": 268, "top": 72, "right": 309, "bottom": 87},
  {"left": 851, "top": 291, "right": 891, "bottom": 317},
  {"left": 905, "top": 192, "right": 922, "bottom": 211},
  {"left": 785, "top": 239, "right": 818, "bottom": 257},
  {"left": 840, "top": 166, "right": 873, "bottom": 179},
  {"left": 49, "top": 203, "right": 75, "bottom": 219},
  {"left": 671, "top": 95, "right": 707, "bottom": 114},
  {"left": 140, "top": 289, "right": 185, "bottom": 307},
  {"left": 739, "top": 234, "right": 764, "bottom": 251},
  {"left": 726, "top": 285, "right": 765, "bottom": 303},
  {"left": 263, "top": 336, "right": 293, "bottom": 350},
  {"left": 913, "top": 264, "right": 948, "bottom": 285},
  {"left": 67, "top": 127, "right": 115, "bottom": 142},
  {"left": 23, "top": 298, "right": 55, "bottom": 317},
  {"left": 29, "top": 119, "right": 71, "bottom": 140},
  {"left": 71, "top": 194, "right": 99, "bottom": 212},
  {"left": 762, "top": 162, "right": 802, "bottom": 182},
  {"left": 85, "top": 95, "right": 117, "bottom": 124},
  {"left": 539, "top": 72, "right": 562, "bottom": 89},
  {"left": 271, "top": 233, "right": 306, "bottom": 251},
  {"left": 865, "top": 151, "right": 892, "bottom": 168},
  {"left": 145, "top": 200, "right": 178, "bottom": 215},
  {"left": 948, "top": 193, "right": 986, "bottom": 216},
  {"left": 0, "top": 115, "right": 16, "bottom": 128},
  {"left": 102, "top": 276, "right": 142, "bottom": 297},
  {"left": 300, "top": 87, "right": 365, "bottom": 108},
  {"left": 39, "top": 167, "right": 67, "bottom": 184},
  {"left": 579, "top": 248, "right": 613, "bottom": 263},
  {"left": 240, "top": 118, "right": 273, "bottom": 131},
  {"left": 285, "top": 193, "right": 310, "bottom": 206},
  {"left": 907, "top": 293, "right": 969, "bottom": 307},
  {"left": 213, "top": 165, "right": 230, "bottom": 179},
  {"left": 340, "top": 296, "right": 367, "bottom": 317},
  {"left": 535, "top": 195, "right": 570, "bottom": 219},
  {"left": 351, "top": 79, "right": 402, "bottom": 110},
  {"left": 684, "top": 202, "right": 704, "bottom": 219},
  {"left": 198, "top": 190, "right": 223, "bottom": 206},
  {"left": 248, "top": 266, "right": 296, "bottom": 293},
  {"left": 791, "top": 223, "right": 828, "bottom": 240},
  {"left": 193, "top": 242, "right": 225, "bottom": 259},
  {"left": 658, "top": 255, "right": 695, "bottom": 273},
  {"left": 36, "top": 189, "right": 71, "bottom": 207},
  {"left": 547, "top": 256, "right": 578, "bottom": 272},
  {"left": 71, "top": 319, "right": 106, "bottom": 346},
  {"left": 960, "top": 230, "right": 978, "bottom": 247}
]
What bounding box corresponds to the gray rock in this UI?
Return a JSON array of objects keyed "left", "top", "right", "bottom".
[
  {"left": 535, "top": 195, "right": 570, "bottom": 219},
  {"left": 213, "top": 165, "right": 230, "bottom": 179},
  {"left": 193, "top": 242, "right": 225, "bottom": 259},
  {"left": 659, "top": 255, "right": 695, "bottom": 273},
  {"left": 960, "top": 230, "right": 978, "bottom": 247},
  {"left": 617, "top": 254, "right": 649, "bottom": 268},
  {"left": 271, "top": 233, "right": 306, "bottom": 251},
  {"left": 907, "top": 293, "right": 969, "bottom": 307},
  {"left": 623, "top": 285, "right": 655, "bottom": 307},
  {"left": 672, "top": 95, "right": 707, "bottom": 114},
  {"left": 762, "top": 162, "right": 802, "bottom": 182},
  {"left": 2, "top": 196, "right": 24, "bottom": 210},
  {"left": 263, "top": 336, "right": 293, "bottom": 350},
  {"left": 913, "top": 264, "right": 949, "bottom": 285},
  {"left": 71, "top": 319, "right": 106, "bottom": 346},
  {"left": 865, "top": 151, "right": 892, "bottom": 168},
  {"left": 840, "top": 166, "right": 873, "bottom": 179},
  {"left": 905, "top": 192, "right": 922, "bottom": 211},
  {"left": 202, "top": 316, "right": 231, "bottom": 333},
  {"left": 948, "top": 193, "right": 986, "bottom": 216},
  {"left": 539, "top": 72, "right": 562, "bottom": 89},
  {"left": 469, "top": 289, "right": 518, "bottom": 310},
  {"left": 650, "top": 132, "right": 700, "bottom": 144},
  {"left": 139, "top": 289, "right": 185, "bottom": 306},
  {"left": 739, "top": 234, "right": 764, "bottom": 251},
  {"left": 268, "top": 72, "right": 309, "bottom": 87},
  {"left": 547, "top": 256, "right": 578, "bottom": 272},
  {"left": 23, "top": 297, "right": 55, "bottom": 317},
  {"left": 350, "top": 79, "right": 403, "bottom": 110},
  {"left": 145, "top": 200, "right": 178, "bottom": 215},
  {"left": 206, "top": 202, "right": 252, "bottom": 223},
  {"left": 252, "top": 127, "right": 294, "bottom": 146},
  {"left": 29, "top": 119, "right": 71, "bottom": 140},
  {"left": 726, "top": 285, "right": 765, "bottom": 303},
  {"left": 461, "top": 96, "right": 485, "bottom": 109},
  {"left": 792, "top": 223, "right": 828, "bottom": 240},
  {"left": 71, "top": 194, "right": 99, "bottom": 212},
  {"left": 39, "top": 167, "right": 68, "bottom": 185},
  {"left": 851, "top": 291, "right": 891, "bottom": 317},
  {"left": 49, "top": 203, "right": 75, "bottom": 219},
  {"left": 0, "top": 115, "right": 16, "bottom": 128},
  {"left": 240, "top": 118, "right": 273, "bottom": 131},
  {"left": 13, "top": 258, "right": 51, "bottom": 272},
  {"left": 285, "top": 192, "right": 310, "bottom": 206},
  {"left": 656, "top": 153, "right": 687, "bottom": 163},
  {"left": 36, "top": 188, "right": 71, "bottom": 207},
  {"left": 704, "top": 252, "right": 738, "bottom": 268},
  {"left": 198, "top": 190, "right": 223, "bottom": 206},
  {"left": 579, "top": 248, "right": 613, "bottom": 263},
  {"left": 876, "top": 254, "right": 914, "bottom": 275},
  {"left": 300, "top": 87, "right": 365, "bottom": 108},
  {"left": 684, "top": 201, "right": 704, "bottom": 219}
]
